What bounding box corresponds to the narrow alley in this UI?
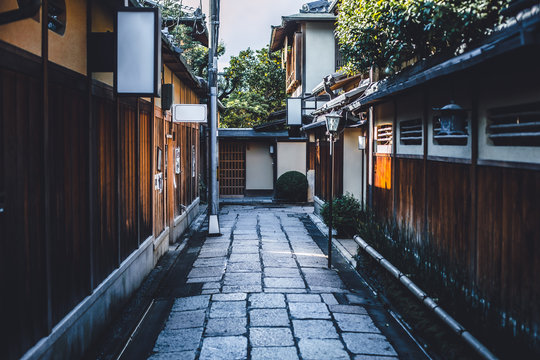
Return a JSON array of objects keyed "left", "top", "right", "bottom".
[{"left": 103, "top": 204, "right": 425, "bottom": 360}]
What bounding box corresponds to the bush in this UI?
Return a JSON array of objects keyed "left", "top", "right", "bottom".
[
  {"left": 275, "top": 171, "right": 308, "bottom": 202},
  {"left": 321, "top": 193, "right": 362, "bottom": 237}
]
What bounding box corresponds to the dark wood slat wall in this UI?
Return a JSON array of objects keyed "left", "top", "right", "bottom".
[
  {"left": 94, "top": 94, "right": 118, "bottom": 285},
  {"left": 48, "top": 76, "right": 90, "bottom": 325},
  {"left": 313, "top": 127, "right": 343, "bottom": 202},
  {"left": 139, "top": 100, "right": 153, "bottom": 240},
  {"left": 0, "top": 68, "right": 48, "bottom": 359},
  {"left": 0, "top": 46, "right": 202, "bottom": 358},
  {"left": 476, "top": 166, "right": 540, "bottom": 332},
  {"left": 394, "top": 158, "right": 424, "bottom": 235},
  {"left": 119, "top": 98, "right": 139, "bottom": 259},
  {"left": 372, "top": 98, "right": 540, "bottom": 340}
]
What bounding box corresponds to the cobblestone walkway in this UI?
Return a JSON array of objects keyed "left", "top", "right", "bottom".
[{"left": 149, "top": 205, "right": 398, "bottom": 359}]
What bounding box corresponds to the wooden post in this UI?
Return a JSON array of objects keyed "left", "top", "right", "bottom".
[
  {"left": 87, "top": 0, "right": 95, "bottom": 291},
  {"left": 42, "top": 0, "right": 53, "bottom": 332},
  {"left": 136, "top": 98, "right": 141, "bottom": 246},
  {"left": 470, "top": 82, "right": 479, "bottom": 279},
  {"left": 422, "top": 87, "right": 429, "bottom": 243}
]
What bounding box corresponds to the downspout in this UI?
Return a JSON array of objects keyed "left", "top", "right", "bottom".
[{"left": 353, "top": 235, "right": 499, "bottom": 360}]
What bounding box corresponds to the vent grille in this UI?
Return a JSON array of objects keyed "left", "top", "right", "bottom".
[
  {"left": 400, "top": 119, "right": 422, "bottom": 145},
  {"left": 487, "top": 102, "right": 540, "bottom": 146},
  {"left": 375, "top": 124, "right": 392, "bottom": 153}
]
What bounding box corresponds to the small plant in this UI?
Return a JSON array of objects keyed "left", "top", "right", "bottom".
[
  {"left": 321, "top": 193, "right": 362, "bottom": 237},
  {"left": 275, "top": 171, "right": 308, "bottom": 202}
]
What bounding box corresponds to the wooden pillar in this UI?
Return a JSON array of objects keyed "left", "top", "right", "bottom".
[
  {"left": 116, "top": 94, "right": 121, "bottom": 265},
  {"left": 136, "top": 98, "right": 141, "bottom": 246},
  {"left": 42, "top": 0, "right": 54, "bottom": 333},
  {"left": 422, "top": 86, "right": 429, "bottom": 243},
  {"left": 87, "top": 0, "right": 95, "bottom": 291},
  {"left": 470, "top": 82, "right": 479, "bottom": 279}
]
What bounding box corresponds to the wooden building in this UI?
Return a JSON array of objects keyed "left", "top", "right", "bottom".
[
  {"left": 305, "top": 4, "right": 540, "bottom": 348},
  {"left": 0, "top": 1, "right": 205, "bottom": 359}
]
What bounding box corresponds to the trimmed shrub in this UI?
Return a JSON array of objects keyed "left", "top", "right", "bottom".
[
  {"left": 275, "top": 171, "right": 308, "bottom": 202},
  {"left": 321, "top": 193, "right": 362, "bottom": 237}
]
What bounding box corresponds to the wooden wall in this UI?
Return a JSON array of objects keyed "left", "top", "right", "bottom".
[
  {"left": 370, "top": 91, "right": 540, "bottom": 343},
  {"left": 0, "top": 42, "right": 201, "bottom": 359},
  {"left": 313, "top": 127, "right": 343, "bottom": 202}
]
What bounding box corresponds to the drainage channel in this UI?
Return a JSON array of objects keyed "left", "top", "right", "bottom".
[{"left": 298, "top": 214, "right": 431, "bottom": 360}]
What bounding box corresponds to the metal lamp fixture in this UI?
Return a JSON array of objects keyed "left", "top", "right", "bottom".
[
  {"left": 325, "top": 112, "right": 341, "bottom": 133},
  {"left": 434, "top": 101, "right": 467, "bottom": 135}
]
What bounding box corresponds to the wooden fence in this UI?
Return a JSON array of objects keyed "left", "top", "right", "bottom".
[{"left": 0, "top": 43, "right": 200, "bottom": 359}]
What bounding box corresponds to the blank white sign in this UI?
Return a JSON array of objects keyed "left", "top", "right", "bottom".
[
  {"left": 173, "top": 104, "right": 208, "bottom": 123},
  {"left": 117, "top": 11, "right": 156, "bottom": 94},
  {"left": 287, "top": 97, "right": 302, "bottom": 126}
]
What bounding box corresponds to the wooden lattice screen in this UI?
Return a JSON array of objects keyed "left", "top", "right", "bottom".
[{"left": 219, "top": 142, "right": 245, "bottom": 196}]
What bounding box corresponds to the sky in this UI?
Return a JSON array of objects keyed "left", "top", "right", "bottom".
[{"left": 181, "top": 0, "right": 307, "bottom": 69}]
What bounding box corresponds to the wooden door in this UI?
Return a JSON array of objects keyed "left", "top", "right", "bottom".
[{"left": 219, "top": 142, "right": 245, "bottom": 197}]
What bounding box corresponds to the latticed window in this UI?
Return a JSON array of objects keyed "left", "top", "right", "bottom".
[
  {"left": 399, "top": 119, "right": 422, "bottom": 145},
  {"left": 487, "top": 102, "right": 540, "bottom": 146},
  {"left": 375, "top": 124, "right": 392, "bottom": 153}
]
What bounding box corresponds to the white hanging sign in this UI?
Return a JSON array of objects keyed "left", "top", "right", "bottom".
[{"left": 172, "top": 104, "right": 208, "bottom": 123}]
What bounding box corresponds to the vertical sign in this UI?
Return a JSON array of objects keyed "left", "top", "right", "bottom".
[{"left": 117, "top": 9, "right": 161, "bottom": 96}]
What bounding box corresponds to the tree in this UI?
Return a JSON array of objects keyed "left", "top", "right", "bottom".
[
  {"left": 219, "top": 46, "right": 286, "bottom": 128},
  {"left": 335, "top": 0, "right": 511, "bottom": 74},
  {"left": 157, "top": 0, "right": 224, "bottom": 77}
]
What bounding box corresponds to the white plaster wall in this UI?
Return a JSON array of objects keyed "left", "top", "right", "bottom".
[
  {"left": 396, "top": 91, "right": 424, "bottom": 156},
  {"left": 478, "top": 79, "right": 540, "bottom": 164},
  {"left": 304, "top": 22, "right": 336, "bottom": 94},
  {"left": 277, "top": 142, "right": 306, "bottom": 178},
  {"left": 343, "top": 128, "right": 365, "bottom": 201},
  {"left": 246, "top": 142, "right": 274, "bottom": 190}
]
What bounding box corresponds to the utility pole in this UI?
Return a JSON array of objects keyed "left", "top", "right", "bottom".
[{"left": 207, "top": 0, "right": 220, "bottom": 234}]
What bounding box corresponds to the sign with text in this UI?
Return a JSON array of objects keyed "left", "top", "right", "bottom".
[{"left": 172, "top": 104, "right": 208, "bottom": 123}]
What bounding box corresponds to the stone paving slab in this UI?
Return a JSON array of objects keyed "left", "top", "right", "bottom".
[{"left": 148, "top": 205, "right": 405, "bottom": 360}]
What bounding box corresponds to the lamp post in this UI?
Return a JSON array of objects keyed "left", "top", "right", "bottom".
[{"left": 325, "top": 112, "right": 340, "bottom": 268}]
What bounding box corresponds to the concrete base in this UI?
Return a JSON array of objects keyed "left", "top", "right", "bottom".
[
  {"left": 313, "top": 195, "right": 325, "bottom": 216},
  {"left": 208, "top": 214, "right": 220, "bottom": 235},
  {"left": 171, "top": 198, "right": 201, "bottom": 244}
]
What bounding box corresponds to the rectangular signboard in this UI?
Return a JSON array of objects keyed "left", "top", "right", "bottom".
[{"left": 172, "top": 104, "right": 208, "bottom": 123}]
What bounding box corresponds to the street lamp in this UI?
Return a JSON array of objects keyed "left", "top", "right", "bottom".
[{"left": 325, "top": 112, "right": 340, "bottom": 268}]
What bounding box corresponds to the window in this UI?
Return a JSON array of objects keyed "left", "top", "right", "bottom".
[
  {"left": 399, "top": 118, "right": 422, "bottom": 145},
  {"left": 433, "top": 117, "right": 468, "bottom": 145},
  {"left": 47, "top": 0, "right": 66, "bottom": 35},
  {"left": 375, "top": 123, "right": 392, "bottom": 153},
  {"left": 487, "top": 102, "right": 540, "bottom": 146}
]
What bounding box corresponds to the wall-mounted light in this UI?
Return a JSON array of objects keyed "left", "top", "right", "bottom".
[{"left": 269, "top": 145, "right": 275, "bottom": 154}]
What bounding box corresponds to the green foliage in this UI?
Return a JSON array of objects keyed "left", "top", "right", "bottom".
[
  {"left": 219, "top": 47, "right": 286, "bottom": 128},
  {"left": 321, "top": 193, "right": 363, "bottom": 236},
  {"left": 158, "top": 0, "right": 225, "bottom": 77},
  {"left": 336, "top": 0, "right": 510, "bottom": 74},
  {"left": 275, "top": 171, "right": 308, "bottom": 202}
]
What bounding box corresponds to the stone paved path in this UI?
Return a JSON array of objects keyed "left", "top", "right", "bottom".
[{"left": 148, "top": 205, "right": 399, "bottom": 360}]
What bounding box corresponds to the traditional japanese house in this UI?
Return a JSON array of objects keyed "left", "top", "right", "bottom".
[{"left": 0, "top": 1, "right": 206, "bottom": 358}]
